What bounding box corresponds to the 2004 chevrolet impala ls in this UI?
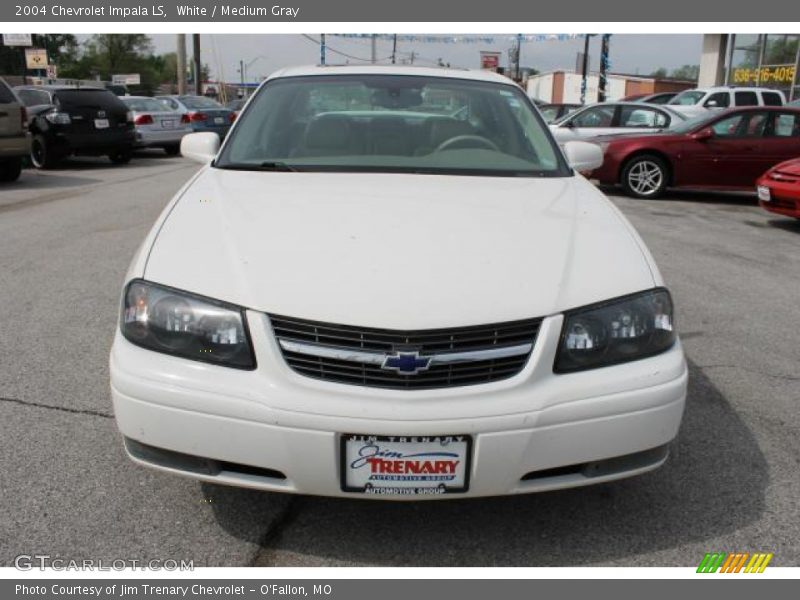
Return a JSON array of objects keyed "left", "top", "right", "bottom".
[{"left": 110, "top": 66, "right": 687, "bottom": 499}]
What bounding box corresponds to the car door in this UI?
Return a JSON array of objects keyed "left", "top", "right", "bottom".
[
  {"left": 760, "top": 111, "right": 800, "bottom": 171},
  {"left": 0, "top": 80, "right": 23, "bottom": 137},
  {"left": 553, "top": 104, "right": 617, "bottom": 142},
  {"left": 677, "top": 111, "right": 768, "bottom": 187}
]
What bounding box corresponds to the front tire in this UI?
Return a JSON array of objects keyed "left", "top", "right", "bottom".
[
  {"left": 0, "top": 157, "right": 23, "bottom": 182},
  {"left": 30, "top": 135, "right": 59, "bottom": 169},
  {"left": 108, "top": 149, "right": 133, "bottom": 164},
  {"left": 621, "top": 155, "right": 669, "bottom": 199}
]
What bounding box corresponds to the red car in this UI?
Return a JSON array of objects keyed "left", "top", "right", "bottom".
[
  {"left": 757, "top": 157, "right": 800, "bottom": 219},
  {"left": 590, "top": 106, "right": 800, "bottom": 198}
]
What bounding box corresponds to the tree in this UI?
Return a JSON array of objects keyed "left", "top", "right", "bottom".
[
  {"left": 670, "top": 64, "right": 700, "bottom": 81},
  {"left": 0, "top": 34, "right": 78, "bottom": 80},
  {"left": 649, "top": 67, "right": 668, "bottom": 79}
]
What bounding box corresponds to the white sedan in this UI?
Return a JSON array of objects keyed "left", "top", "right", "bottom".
[
  {"left": 110, "top": 65, "right": 687, "bottom": 500},
  {"left": 549, "top": 101, "right": 688, "bottom": 144}
]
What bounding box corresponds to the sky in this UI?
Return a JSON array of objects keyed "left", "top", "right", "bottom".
[{"left": 130, "top": 33, "right": 704, "bottom": 83}]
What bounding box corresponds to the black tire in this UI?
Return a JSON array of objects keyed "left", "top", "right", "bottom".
[
  {"left": 0, "top": 157, "right": 23, "bottom": 182},
  {"left": 108, "top": 148, "right": 133, "bottom": 165},
  {"left": 621, "top": 154, "right": 669, "bottom": 199},
  {"left": 164, "top": 144, "right": 181, "bottom": 156},
  {"left": 30, "top": 134, "right": 59, "bottom": 169}
]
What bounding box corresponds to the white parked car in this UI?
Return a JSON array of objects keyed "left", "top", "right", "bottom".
[
  {"left": 111, "top": 66, "right": 687, "bottom": 500},
  {"left": 550, "top": 102, "right": 688, "bottom": 144},
  {"left": 668, "top": 86, "right": 786, "bottom": 117}
]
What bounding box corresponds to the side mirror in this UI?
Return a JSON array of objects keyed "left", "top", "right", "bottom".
[
  {"left": 563, "top": 140, "right": 604, "bottom": 172},
  {"left": 180, "top": 132, "right": 220, "bottom": 164},
  {"left": 705, "top": 100, "right": 719, "bottom": 108},
  {"left": 691, "top": 127, "right": 714, "bottom": 141}
]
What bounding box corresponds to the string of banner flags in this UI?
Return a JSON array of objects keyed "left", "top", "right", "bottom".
[{"left": 330, "top": 34, "right": 587, "bottom": 44}]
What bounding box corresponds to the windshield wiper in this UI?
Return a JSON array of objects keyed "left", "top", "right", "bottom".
[
  {"left": 258, "top": 161, "right": 298, "bottom": 172},
  {"left": 216, "top": 161, "right": 299, "bottom": 172}
]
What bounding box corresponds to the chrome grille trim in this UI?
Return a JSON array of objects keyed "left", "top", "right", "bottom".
[
  {"left": 278, "top": 339, "right": 533, "bottom": 365},
  {"left": 269, "top": 315, "right": 542, "bottom": 390}
]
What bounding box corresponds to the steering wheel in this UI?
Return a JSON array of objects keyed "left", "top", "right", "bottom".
[{"left": 435, "top": 135, "right": 501, "bottom": 153}]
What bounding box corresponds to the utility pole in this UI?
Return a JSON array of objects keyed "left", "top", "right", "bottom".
[
  {"left": 371, "top": 34, "right": 377, "bottom": 64},
  {"left": 192, "top": 34, "right": 201, "bottom": 96},
  {"left": 580, "top": 34, "right": 593, "bottom": 105},
  {"left": 320, "top": 33, "right": 326, "bottom": 66},
  {"left": 515, "top": 33, "right": 523, "bottom": 80},
  {"left": 598, "top": 34, "right": 611, "bottom": 103},
  {"left": 391, "top": 34, "right": 397, "bottom": 64},
  {"left": 176, "top": 34, "right": 187, "bottom": 94}
]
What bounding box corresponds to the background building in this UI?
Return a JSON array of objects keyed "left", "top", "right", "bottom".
[
  {"left": 526, "top": 70, "right": 695, "bottom": 103},
  {"left": 699, "top": 34, "right": 799, "bottom": 101}
]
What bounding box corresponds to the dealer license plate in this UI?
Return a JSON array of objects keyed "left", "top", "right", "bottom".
[
  {"left": 161, "top": 119, "right": 176, "bottom": 129},
  {"left": 341, "top": 434, "right": 471, "bottom": 496},
  {"left": 757, "top": 185, "right": 771, "bottom": 202},
  {"left": 214, "top": 116, "right": 225, "bottom": 125},
  {"left": 94, "top": 118, "right": 109, "bottom": 129}
]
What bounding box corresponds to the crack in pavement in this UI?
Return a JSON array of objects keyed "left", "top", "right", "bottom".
[
  {"left": 0, "top": 395, "right": 113, "bottom": 419},
  {"left": 696, "top": 364, "right": 800, "bottom": 382}
]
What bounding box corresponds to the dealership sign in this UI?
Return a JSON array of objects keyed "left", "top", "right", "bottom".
[
  {"left": 24, "top": 48, "right": 48, "bottom": 70},
  {"left": 480, "top": 51, "right": 502, "bottom": 70},
  {"left": 112, "top": 73, "right": 141, "bottom": 85},
  {"left": 2, "top": 33, "right": 32, "bottom": 46}
]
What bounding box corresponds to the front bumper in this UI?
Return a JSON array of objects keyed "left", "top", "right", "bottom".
[
  {"left": 110, "top": 313, "right": 688, "bottom": 500},
  {"left": 758, "top": 179, "right": 800, "bottom": 219}
]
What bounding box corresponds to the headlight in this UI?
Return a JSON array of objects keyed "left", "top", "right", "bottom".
[
  {"left": 121, "top": 280, "right": 255, "bottom": 369},
  {"left": 554, "top": 288, "right": 675, "bottom": 373}
]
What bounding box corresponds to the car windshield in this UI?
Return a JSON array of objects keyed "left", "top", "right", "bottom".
[
  {"left": 215, "top": 74, "right": 568, "bottom": 177},
  {"left": 180, "top": 96, "right": 224, "bottom": 109},
  {"left": 55, "top": 89, "right": 117, "bottom": 108},
  {"left": 669, "top": 91, "right": 706, "bottom": 106},
  {"left": 123, "top": 97, "right": 170, "bottom": 112}
]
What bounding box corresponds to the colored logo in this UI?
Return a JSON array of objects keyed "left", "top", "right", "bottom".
[
  {"left": 382, "top": 351, "right": 432, "bottom": 375},
  {"left": 697, "top": 552, "right": 773, "bottom": 573}
]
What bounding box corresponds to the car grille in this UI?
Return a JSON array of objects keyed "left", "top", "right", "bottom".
[{"left": 269, "top": 315, "right": 542, "bottom": 390}]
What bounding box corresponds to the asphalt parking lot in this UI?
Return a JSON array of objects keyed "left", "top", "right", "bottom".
[{"left": 1, "top": 154, "right": 799, "bottom": 568}]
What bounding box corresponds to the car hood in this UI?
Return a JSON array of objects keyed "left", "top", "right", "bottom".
[
  {"left": 772, "top": 157, "right": 800, "bottom": 176},
  {"left": 144, "top": 168, "right": 656, "bottom": 329}
]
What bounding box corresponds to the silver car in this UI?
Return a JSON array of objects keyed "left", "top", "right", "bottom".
[
  {"left": 549, "top": 102, "right": 688, "bottom": 144},
  {"left": 121, "top": 96, "right": 193, "bottom": 155}
]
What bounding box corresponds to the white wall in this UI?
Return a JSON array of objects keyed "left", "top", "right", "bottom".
[
  {"left": 562, "top": 73, "right": 626, "bottom": 103},
  {"left": 699, "top": 34, "right": 728, "bottom": 87},
  {"left": 526, "top": 73, "right": 554, "bottom": 102}
]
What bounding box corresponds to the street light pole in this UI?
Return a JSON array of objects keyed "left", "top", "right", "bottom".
[
  {"left": 176, "top": 34, "right": 187, "bottom": 94},
  {"left": 192, "top": 34, "right": 201, "bottom": 96}
]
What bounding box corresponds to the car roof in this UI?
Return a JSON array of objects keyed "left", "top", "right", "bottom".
[{"left": 265, "top": 64, "right": 519, "bottom": 87}]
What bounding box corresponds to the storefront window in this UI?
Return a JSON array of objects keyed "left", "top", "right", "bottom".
[{"left": 727, "top": 34, "right": 799, "bottom": 101}]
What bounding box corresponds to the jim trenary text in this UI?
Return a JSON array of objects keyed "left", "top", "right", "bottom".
[{"left": 16, "top": 584, "right": 333, "bottom": 597}]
